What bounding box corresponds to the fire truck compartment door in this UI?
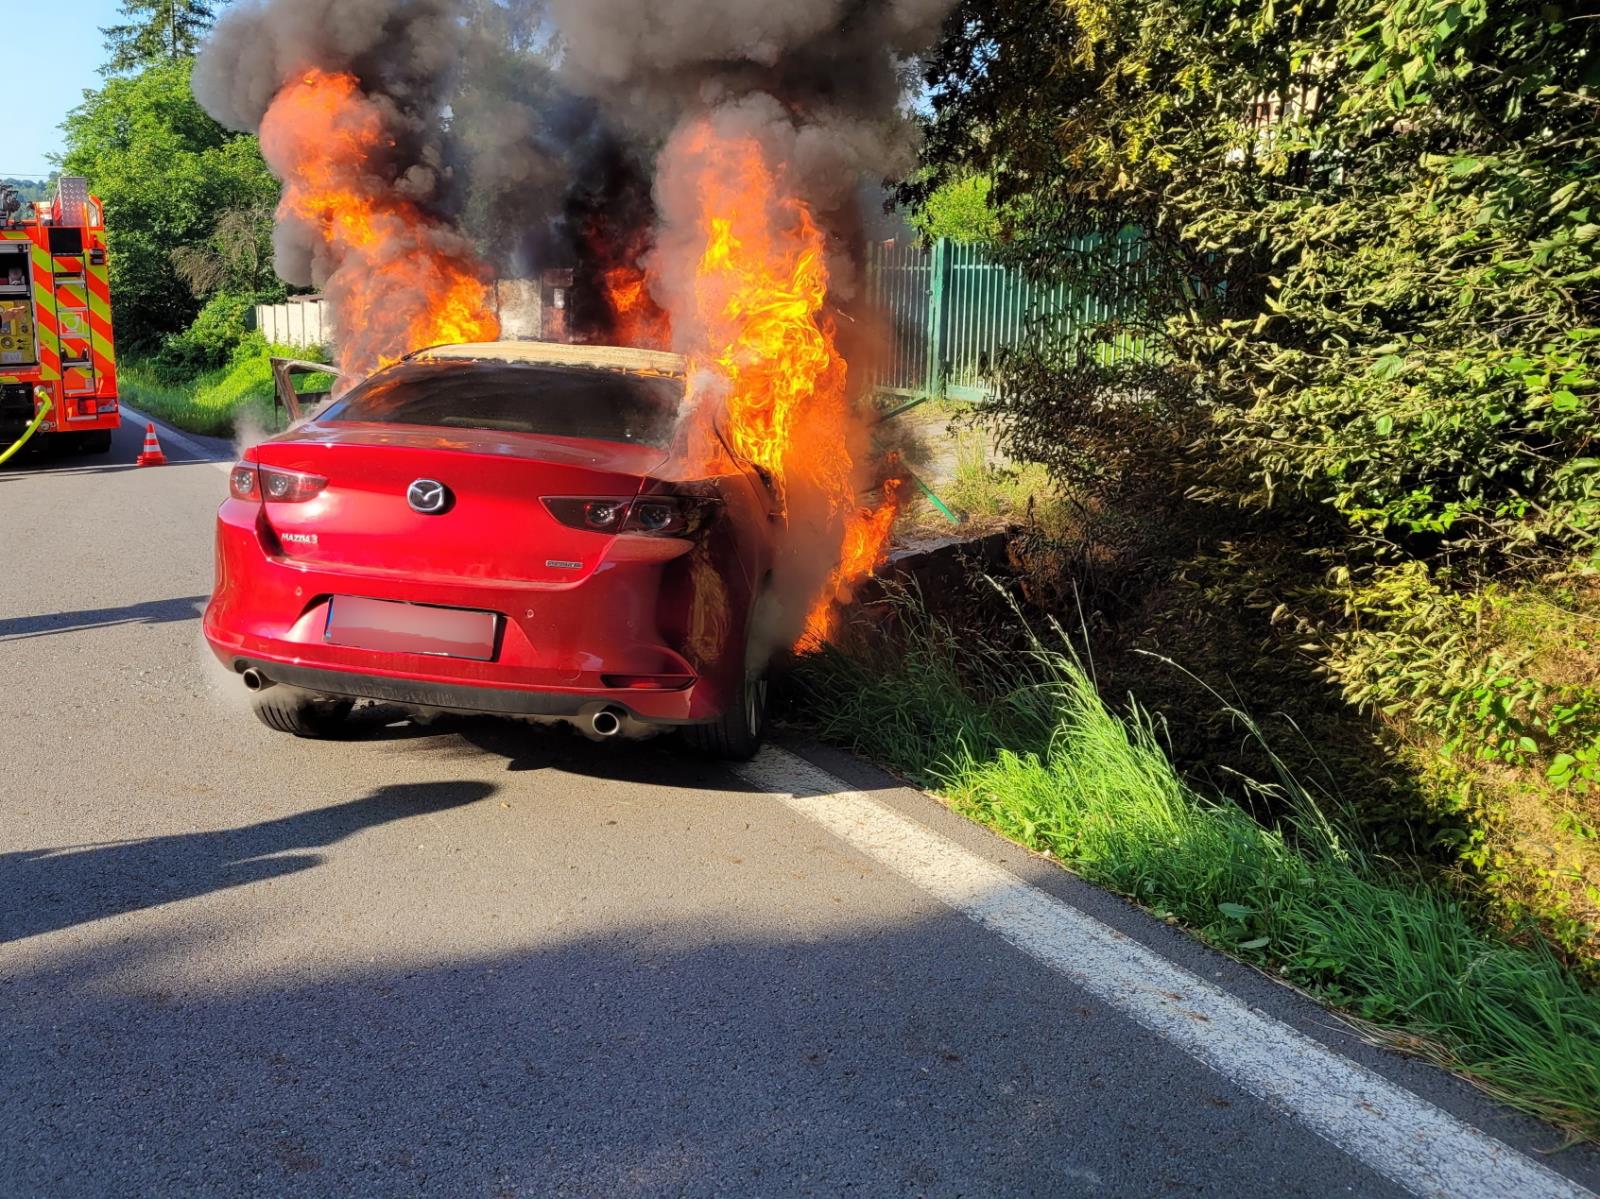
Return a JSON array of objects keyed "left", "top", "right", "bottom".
[
  {"left": 0, "top": 245, "right": 32, "bottom": 368},
  {"left": 0, "top": 298, "right": 36, "bottom": 367}
]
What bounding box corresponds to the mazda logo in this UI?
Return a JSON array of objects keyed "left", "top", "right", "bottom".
[{"left": 407, "top": 478, "right": 451, "bottom": 514}]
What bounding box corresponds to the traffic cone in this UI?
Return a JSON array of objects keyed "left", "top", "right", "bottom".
[{"left": 135, "top": 422, "right": 167, "bottom": 467}]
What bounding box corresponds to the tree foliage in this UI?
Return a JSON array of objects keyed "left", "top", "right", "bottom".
[
  {"left": 914, "top": 0, "right": 1598, "bottom": 556},
  {"left": 101, "top": 1, "right": 217, "bottom": 75},
  {"left": 908, "top": 0, "right": 1600, "bottom": 960},
  {"left": 61, "top": 58, "right": 281, "bottom": 352},
  {"left": 2, "top": 178, "right": 52, "bottom": 207},
  {"left": 909, "top": 174, "right": 1002, "bottom": 244}
]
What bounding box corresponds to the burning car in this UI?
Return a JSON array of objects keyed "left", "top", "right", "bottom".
[{"left": 203, "top": 341, "right": 777, "bottom": 758}]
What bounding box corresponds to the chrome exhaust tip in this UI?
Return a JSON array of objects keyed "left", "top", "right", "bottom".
[
  {"left": 240, "top": 668, "right": 271, "bottom": 693},
  {"left": 590, "top": 707, "right": 624, "bottom": 738}
]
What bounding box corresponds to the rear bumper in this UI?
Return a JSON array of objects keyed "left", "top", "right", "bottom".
[
  {"left": 230, "top": 658, "right": 694, "bottom": 723},
  {"left": 204, "top": 500, "right": 750, "bottom": 725}
]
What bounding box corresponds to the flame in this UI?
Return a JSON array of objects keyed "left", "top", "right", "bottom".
[
  {"left": 802, "top": 478, "right": 903, "bottom": 644},
  {"left": 259, "top": 70, "right": 498, "bottom": 375},
  {"left": 669, "top": 120, "right": 898, "bottom": 646},
  {"left": 602, "top": 263, "right": 672, "bottom": 350}
]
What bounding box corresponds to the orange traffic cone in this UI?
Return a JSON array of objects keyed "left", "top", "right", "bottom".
[{"left": 135, "top": 422, "right": 167, "bottom": 467}]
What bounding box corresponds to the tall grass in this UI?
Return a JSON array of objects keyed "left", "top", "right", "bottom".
[
  {"left": 798, "top": 592, "right": 1600, "bottom": 1138},
  {"left": 120, "top": 342, "right": 331, "bottom": 438}
]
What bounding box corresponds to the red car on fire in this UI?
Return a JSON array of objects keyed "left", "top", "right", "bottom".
[{"left": 203, "top": 341, "right": 775, "bottom": 758}]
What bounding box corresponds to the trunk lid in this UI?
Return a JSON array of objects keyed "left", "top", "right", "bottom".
[{"left": 254, "top": 422, "right": 668, "bottom": 586}]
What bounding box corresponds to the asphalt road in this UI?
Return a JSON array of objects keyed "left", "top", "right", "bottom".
[{"left": 3, "top": 413, "right": 1599, "bottom": 1198}]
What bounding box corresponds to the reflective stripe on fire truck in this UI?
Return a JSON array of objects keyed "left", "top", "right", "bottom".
[
  {"left": 85, "top": 258, "right": 116, "bottom": 394},
  {"left": 29, "top": 243, "right": 59, "bottom": 382}
]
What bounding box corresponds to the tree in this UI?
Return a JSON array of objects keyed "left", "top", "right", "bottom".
[
  {"left": 101, "top": 1, "right": 216, "bottom": 74},
  {"left": 913, "top": 1, "right": 1598, "bottom": 561},
  {"left": 908, "top": 174, "right": 1000, "bottom": 245},
  {"left": 1, "top": 178, "right": 52, "bottom": 208},
  {"left": 61, "top": 58, "right": 281, "bottom": 351}
]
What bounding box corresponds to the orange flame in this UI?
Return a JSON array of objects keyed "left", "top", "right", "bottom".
[
  {"left": 603, "top": 263, "right": 672, "bottom": 350},
  {"left": 803, "top": 477, "right": 903, "bottom": 644},
  {"left": 259, "top": 70, "right": 498, "bottom": 375},
  {"left": 669, "top": 120, "right": 898, "bottom": 645}
]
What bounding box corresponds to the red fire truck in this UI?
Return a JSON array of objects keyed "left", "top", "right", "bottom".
[{"left": 0, "top": 177, "right": 118, "bottom": 454}]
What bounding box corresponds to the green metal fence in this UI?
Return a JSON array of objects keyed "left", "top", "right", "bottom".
[{"left": 863, "top": 230, "right": 1149, "bottom": 402}]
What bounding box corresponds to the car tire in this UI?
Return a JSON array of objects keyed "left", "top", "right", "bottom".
[
  {"left": 76, "top": 429, "right": 113, "bottom": 455},
  {"left": 683, "top": 635, "right": 769, "bottom": 761},
  {"left": 250, "top": 688, "right": 354, "bottom": 738}
]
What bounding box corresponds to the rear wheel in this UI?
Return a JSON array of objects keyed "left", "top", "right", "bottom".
[
  {"left": 250, "top": 688, "right": 353, "bottom": 738},
  {"left": 75, "top": 429, "right": 113, "bottom": 455},
  {"left": 683, "top": 635, "right": 769, "bottom": 761}
]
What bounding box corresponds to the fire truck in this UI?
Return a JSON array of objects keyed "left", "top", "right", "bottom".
[{"left": 0, "top": 177, "right": 118, "bottom": 455}]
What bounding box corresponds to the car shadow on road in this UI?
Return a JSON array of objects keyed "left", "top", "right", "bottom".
[
  {"left": 0, "top": 780, "right": 497, "bottom": 944},
  {"left": 0, "top": 903, "right": 1461, "bottom": 1198},
  {"left": 0, "top": 594, "right": 211, "bottom": 642},
  {"left": 340, "top": 706, "right": 762, "bottom": 793}
]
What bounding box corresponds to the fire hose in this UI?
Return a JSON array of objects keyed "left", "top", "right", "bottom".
[{"left": 0, "top": 394, "right": 52, "bottom": 467}]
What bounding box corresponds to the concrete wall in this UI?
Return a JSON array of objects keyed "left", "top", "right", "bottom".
[
  {"left": 254, "top": 277, "right": 566, "bottom": 350},
  {"left": 494, "top": 279, "right": 541, "bottom": 340},
  {"left": 254, "top": 299, "right": 330, "bottom": 348}
]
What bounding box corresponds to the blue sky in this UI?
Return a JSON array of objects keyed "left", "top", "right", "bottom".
[{"left": 2, "top": 1, "right": 138, "bottom": 179}]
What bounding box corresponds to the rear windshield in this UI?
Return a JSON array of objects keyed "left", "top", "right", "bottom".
[{"left": 318, "top": 360, "right": 685, "bottom": 447}]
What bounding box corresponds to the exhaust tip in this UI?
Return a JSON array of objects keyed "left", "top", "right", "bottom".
[
  {"left": 590, "top": 708, "right": 624, "bottom": 738},
  {"left": 241, "top": 668, "right": 270, "bottom": 693}
]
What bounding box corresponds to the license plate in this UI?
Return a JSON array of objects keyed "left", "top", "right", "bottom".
[{"left": 325, "top": 597, "right": 499, "bottom": 661}]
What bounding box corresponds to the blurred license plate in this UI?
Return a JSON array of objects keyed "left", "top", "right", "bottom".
[{"left": 325, "top": 597, "right": 499, "bottom": 661}]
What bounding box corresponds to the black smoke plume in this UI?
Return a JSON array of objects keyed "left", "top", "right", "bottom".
[{"left": 195, "top": 0, "right": 955, "bottom": 330}]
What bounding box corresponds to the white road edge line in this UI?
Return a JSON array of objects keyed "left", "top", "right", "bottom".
[
  {"left": 118, "top": 403, "right": 233, "bottom": 474},
  {"left": 734, "top": 745, "right": 1595, "bottom": 1199}
]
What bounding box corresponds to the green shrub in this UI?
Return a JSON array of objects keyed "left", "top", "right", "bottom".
[
  {"left": 152, "top": 291, "right": 261, "bottom": 379},
  {"left": 909, "top": 174, "right": 1001, "bottom": 245},
  {"left": 1327, "top": 564, "right": 1600, "bottom": 964},
  {"left": 121, "top": 334, "right": 329, "bottom": 437}
]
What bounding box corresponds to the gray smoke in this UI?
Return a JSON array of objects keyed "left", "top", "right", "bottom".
[
  {"left": 553, "top": 0, "right": 952, "bottom": 261},
  {"left": 193, "top": 0, "right": 956, "bottom": 314},
  {"left": 193, "top": 0, "right": 464, "bottom": 134},
  {"left": 194, "top": 0, "right": 586, "bottom": 291}
]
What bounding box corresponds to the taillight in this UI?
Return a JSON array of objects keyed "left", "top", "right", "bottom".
[
  {"left": 543, "top": 497, "right": 632, "bottom": 532},
  {"left": 542, "top": 495, "right": 720, "bottom": 537},
  {"left": 623, "top": 496, "right": 718, "bottom": 536},
  {"left": 229, "top": 462, "right": 260, "bottom": 501},
  {"left": 231, "top": 462, "right": 326, "bottom": 503},
  {"left": 600, "top": 674, "right": 695, "bottom": 690},
  {"left": 261, "top": 466, "right": 327, "bottom": 503}
]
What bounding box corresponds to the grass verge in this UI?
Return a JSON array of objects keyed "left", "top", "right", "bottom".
[
  {"left": 119, "top": 338, "right": 331, "bottom": 438},
  {"left": 797, "top": 590, "right": 1600, "bottom": 1139}
]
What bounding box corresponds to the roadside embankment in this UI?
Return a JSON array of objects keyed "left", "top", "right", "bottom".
[{"left": 795, "top": 586, "right": 1600, "bottom": 1140}]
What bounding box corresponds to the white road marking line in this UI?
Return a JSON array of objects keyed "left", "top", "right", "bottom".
[
  {"left": 118, "top": 403, "right": 232, "bottom": 473},
  {"left": 734, "top": 746, "right": 1595, "bottom": 1199}
]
